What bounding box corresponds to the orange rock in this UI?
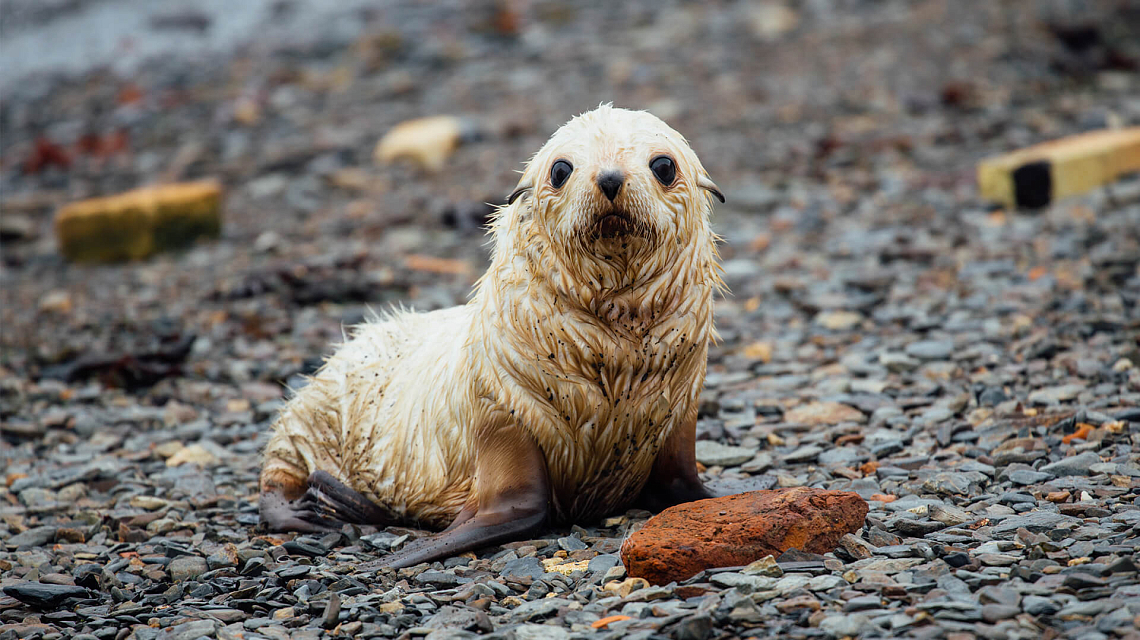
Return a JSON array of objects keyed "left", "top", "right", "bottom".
[
  {"left": 1061, "top": 423, "right": 1093, "bottom": 444},
  {"left": 620, "top": 488, "right": 868, "bottom": 585},
  {"left": 591, "top": 615, "right": 631, "bottom": 629}
]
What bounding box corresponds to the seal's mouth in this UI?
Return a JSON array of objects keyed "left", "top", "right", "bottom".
[{"left": 593, "top": 210, "right": 636, "bottom": 239}]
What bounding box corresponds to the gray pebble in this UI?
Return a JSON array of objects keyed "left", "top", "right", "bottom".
[
  {"left": 6, "top": 525, "right": 58, "bottom": 548},
  {"left": 501, "top": 557, "right": 545, "bottom": 580},
  {"left": 1041, "top": 450, "right": 1103, "bottom": 477},
  {"left": 905, "top": 340, "right": 953, "bottom": 361},
  {"left": 168, "top": 556, "right": 209, "bottom": 582},
  {"left": 694, "top": 440, "right": 755, "bottom": 466}
]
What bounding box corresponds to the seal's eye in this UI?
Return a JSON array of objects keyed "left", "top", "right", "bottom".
[
  {"left": 650, "top": 155, "right": 676, "bottom": 186},
  {"left": 550, "top": 160, "right": 573, "bottom": 189}
]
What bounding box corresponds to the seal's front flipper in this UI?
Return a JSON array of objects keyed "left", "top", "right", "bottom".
[
  {"left": 637, "top": 410, "right": 715, "bottom": 512},
  {"left": 290, "top": 470, "right": 396, "bottom": 525},
  {"left": 383, "top": 420, "right": 550, "bottom": 569},
  {"left": 260, "top": 470, "right": 394, "bottom": 532}
]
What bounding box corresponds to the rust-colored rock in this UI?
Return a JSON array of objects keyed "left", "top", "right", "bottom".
[{"left": 620, "top": 488, "right": 868, "bottom": 585}]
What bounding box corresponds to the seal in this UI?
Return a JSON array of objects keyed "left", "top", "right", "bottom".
[{"left": 259, "top": 105, "right": 726, "bottom": 568}]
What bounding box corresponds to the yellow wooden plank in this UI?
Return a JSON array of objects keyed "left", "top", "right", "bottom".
[
  {"left": 55, "top": 181, "right": 222, "bottom": 263},
  {"left": 977, "top": 127, "right": 1140, "bottom": 209}
]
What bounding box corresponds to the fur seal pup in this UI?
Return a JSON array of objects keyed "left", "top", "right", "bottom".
[{"left": 259, "top": 105, "right": 726, "bottom": 567}]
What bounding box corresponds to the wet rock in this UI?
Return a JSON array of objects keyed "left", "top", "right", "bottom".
[
  {"left": 819, "top": 612, "right": 873, "bottom": 637},
  {"left": 1028, "top": 384, "right": 1085, "bottom": 405},
  {"left": 169, "top": 556, "right": 209, "bottom": 581},
  {"left": 905, "top": 340, "right": 953, "bottom": 361},
  {"left": 159, "top": 619, "right": 218, "bottom": 640},
  {"left": 621, "top": 488, "right": 868, "bottom": 585},
  {"left": 501, "top": 557, "right": 545, "bottom": 580},
  {"left": 694, "top": 441, "right": 754, "bottom": 467},
  {"left": 3, "top": 583, "right": 91, "bottom": 609},
  {"left": 784, "top": 402, "right": 865, "bottom": 426},
  {"left": 992, "top": 511, "right": 1080, "bottom": 535},
  {"left": 6, "top": 525, "right": 59, "bottom": 548},
  {"left": 1041, "top": 450, "right": 1103, "bottom": 476}
]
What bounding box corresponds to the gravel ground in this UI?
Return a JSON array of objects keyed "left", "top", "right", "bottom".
[{"left": 3, "top": 1, "right": 1140, "bottom": 639}]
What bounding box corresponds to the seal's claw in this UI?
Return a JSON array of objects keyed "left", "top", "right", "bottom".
[
  {"left": 301, "top": 470, "right": 396, "bottom": 525},
  {"left": 260, "top": 470, "right": 395, "bottom": 532}
]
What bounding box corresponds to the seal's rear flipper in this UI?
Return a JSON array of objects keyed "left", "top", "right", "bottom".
[
  {"left": 260, "top": 470, "right": 396, "bottom": 532},
  {"left": 382, "top": 419, "right": 550, "bottom": 569}
]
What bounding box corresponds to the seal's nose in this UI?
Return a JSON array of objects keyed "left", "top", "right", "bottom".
[{"left": 596, "top": 170, "right": 624, "bottom": 202}]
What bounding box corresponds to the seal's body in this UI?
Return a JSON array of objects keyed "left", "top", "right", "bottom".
[{"left": 260, "top": 105, "right": 725, "bottom": 567}]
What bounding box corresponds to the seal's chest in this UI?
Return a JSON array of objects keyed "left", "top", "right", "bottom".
[{"left": 545, "top": 378, "right": 678, "bottom": 521}]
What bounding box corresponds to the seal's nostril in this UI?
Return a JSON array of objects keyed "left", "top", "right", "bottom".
[{"left": 596, "top": 170, "right": 624, "bottom": 202}]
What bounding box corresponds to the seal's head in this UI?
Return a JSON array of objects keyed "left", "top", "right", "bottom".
[{"left": 496, "top": 105, "right": 723, "bottom": 301}]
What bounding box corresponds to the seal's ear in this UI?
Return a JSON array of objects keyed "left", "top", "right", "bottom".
[
  {"left": 698, "top": 175, "right": 725, "bottom": 204},
  {"left": 507, "top": 182, "right": 532, "bottom": 205}
]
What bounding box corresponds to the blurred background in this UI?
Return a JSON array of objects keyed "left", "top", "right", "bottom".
[{"left": 1, "top": 0, "right": 1138, "bottom": 386}]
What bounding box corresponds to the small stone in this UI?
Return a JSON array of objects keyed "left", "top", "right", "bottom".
[
  {"left": 621, "top": 488, "right": 868, "bottom": 585},
  {"left": 1062, "top": 572, "right": 1106, "bottom": 590},
  {"left": 1041, "top": 451, "right": 1102, "bottom": 476},
  {"left": 501, "top": 557, "right": 545, "bottom": 580},
  {"left": 727, "top": 596, "right": 764, "bottom": 623},
  {"left": 1022, "top": 595, "right": 1059, "bottom": 616},
  {"left": 130, "top": 495, "right": 169, "bottom": 510},
  {"left": 674, "top": 614, "right": 713, "bottom": 640},
  {"left": 207, "top": 544, "right": 239, "bottom": 569},
  {"left": 169, "top": 556, "right": 209, "bottom": 582},
  {"left": 323, "top": 592, "right": 341, "bottom": 629},
  {"left": 982, "top": 604, "right": 1020, "bottom": 622},
  {"left": 742, "top": 555, "right": 783, "bottom": 577},
  {"left": 38, "top": 290, "right": 72, "bottom": 315},
  {"left": 709, "top": 572, "right": 779, "bottom": 593},
  {"left": 3, "top": 583, "right": 90, "bottom": 609},
  {"left": 166, "top": 444, "right": 219, "bottom": 468},
  {"left": 845, "top": 594, "right": 882, "bottom": 611},
  {"left": 557, "top": 535, "right": 587, "bottom": 551},
  {"left": 880, "top": 352, "right": 920, "bottom": 373},
  {"left": 162, "top": 619, "right": 218, "bottom": 640},
  {"left": 602, "top": 577, "right": 648, "bottom": 598},
  {"left": 416, "top": 570, "right": 468, "bottom": 587},
  {"left": 819, "top": 613, "right": 873, "bottom": 637},
  {"left": 928, "top": 503, "right": 972, "bottom": 526},
  {"left": 784, "top": 402, "right": 865, "bottom": 426},
  {"left": 542, "top": 559, "right": 589, "bottom": 576},
  {"left": 816, "top": 310, "right": 863, "bottom": 331},
  {"left": 1008, "top": 469, "right": 1053, "bottom": 485},
  {"left": 694, "top": 440, "right": 755, "bottom": 467},
  {"left": 905, "top": 340, "right": 954, "bottom": 361},
  {"left": 784, "top": 444, "right": 823, "bottom": 463},
  {"left": 747, "top": 2, "right": 799, "bottom": 41},
  {"left": 838, "top": 533, "right": 875, "bottom": 559},
  {"left": 923, "top": 472, "right": 974, "bottom": 495},
  {"left": 778, "top": 594, "right": 822, "bottom": 613},
  {"left": 991, "top": 511, "right": 1080, "bottom": 535},
  {"left": 588, "top": 554, "right": 621, "bottom": 575},
  {"left": 1028, "top": 384, "right": 1084, "bottom": 405},
  {"left": 7, "top": 526, "right": 59, "bottom": 548}
]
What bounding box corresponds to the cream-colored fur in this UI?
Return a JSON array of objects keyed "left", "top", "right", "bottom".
[{"left": 262, "top": 105, "right": 722, "bottom": 528}]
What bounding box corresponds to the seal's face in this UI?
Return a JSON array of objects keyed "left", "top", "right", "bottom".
[{"left": 509, "top": 106, "right": 723, "bottom": 262}]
